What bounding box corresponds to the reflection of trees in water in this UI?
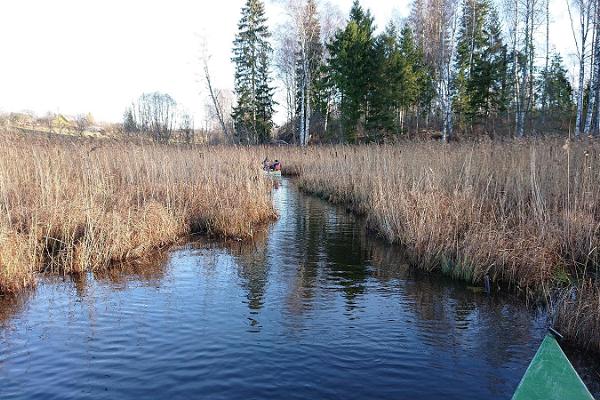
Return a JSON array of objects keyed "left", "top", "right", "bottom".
[
  {"left": 286, "top": 195, "right": 374, "bottom": 313},
  {"left": 312, "top": 199, "right": 542, "bottom": 376},
  {"left": 226, "top": 228, "right": 270, "bottom": 312},
  {"left": 0, "top": 253, "right": 172, "bottom": 327},
  {"left": 470, "top": 299, "right": 544, "bottom": 367},
  {"left": 283, "top": 195, "right": 325, "bottom": 316},
  {"left": 93, "top": 251, "right": 170, "bottom": 290},
  {"left": 0, "top": 290, "right": 31, "bottom": 326},
  {"left": 399, "top": 273, "right": 542, "bottom": 377}
]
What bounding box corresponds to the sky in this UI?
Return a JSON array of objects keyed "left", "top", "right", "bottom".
[{"left": 0, "top": 0, "right": 575, "bottom": 125}]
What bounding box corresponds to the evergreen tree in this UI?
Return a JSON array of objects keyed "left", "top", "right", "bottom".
[
  {"left": 537, "top": 53, "right": 573, "bottom": 114},
  {"left": 369, "top": 24, "right": 433, "bottom": 139},
  {"left": 477, "top": 8, "right": 508, "bottom": 116},
  {"left": 399, "top": 26, "right": 433, "bottom": 135},
  {"left": 232, "top": 0, "right": 275, "bottom": 144},
  {"left": 368, "top": 22, "right": 402, "bottom": 139},
  {"left": 453, "top": 0, "right": 507, "bottom": 128},
  {"left": 326, "top": 0, "right": 376, "bottom": 142},
  {"left": 123, "top": 107, "right": 137, "bottom": 135}
]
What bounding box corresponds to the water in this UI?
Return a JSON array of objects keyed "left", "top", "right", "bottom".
[{"left": 0, "top": 179, "right": 597, "bottom": 399}]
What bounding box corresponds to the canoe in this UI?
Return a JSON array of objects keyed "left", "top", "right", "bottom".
[
  {"left": 264, "top": 170, "right": 282, "bottom": 177},
  {"left": 512, "top": 332, "right": 594, "bottom": 400}
]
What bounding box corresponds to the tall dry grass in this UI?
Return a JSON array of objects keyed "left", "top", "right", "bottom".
[
  {"left": 278, "top": 139, "right": 600, "bottom": 351},
  {"left": 0, "top": 134, "right": 276, "bottom": 294}
]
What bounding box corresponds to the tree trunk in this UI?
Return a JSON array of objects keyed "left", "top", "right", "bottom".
[
  {"left": 585, "top": 4, "right": 600, "bottom": 135},
  {"left": 542, "top": 0, "right": 550, "bottom": 127},
  {"left": 575, "top": 2, "right": 589, "bottom": 138},
  {"left": 517, "top": 0, "right": 530, "bottom": 138},
  {"left": 305, "top": 78, "right": 311, "bottom": 145},
  {"left": 204, "top": 63, "right": 230, "bottom": 138}
]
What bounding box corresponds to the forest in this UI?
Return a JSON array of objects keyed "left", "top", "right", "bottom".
[{"left": 216, "top": 0, "right": 580, "bottom": 144}]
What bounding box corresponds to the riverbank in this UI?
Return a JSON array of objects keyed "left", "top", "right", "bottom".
[
  {"left": 0, "top": 135, "right": 276, "bottom": 294},
  {"left": 279, "top": 139, "right": 600, "bottom": 352}
]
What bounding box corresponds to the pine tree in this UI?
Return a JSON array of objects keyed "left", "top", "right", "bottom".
[
  {"left": 232, "top": 0, "right": 275, "bottom": 144},
  {"left": 326, "top": 0, "right": 376, "bottom": 142}
]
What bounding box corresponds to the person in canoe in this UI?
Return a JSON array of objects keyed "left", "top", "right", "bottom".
[{"left": 271, "top": 160, "right": 281, "bottom": 171}]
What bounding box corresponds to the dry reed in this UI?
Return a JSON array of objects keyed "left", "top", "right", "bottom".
[
  {"left": 277, "top": 139, "right": 600, "bottom": 350},
  {"left": 0, "top": 134, "right": 276, "bottom": 294}
]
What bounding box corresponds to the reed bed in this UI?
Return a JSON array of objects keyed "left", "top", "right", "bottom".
[
  {"left": 0, "top": 134, "right": 275, "bottom": 294},
  {"left": 278, "top": 139, "right": 600, "bottom": 351}
]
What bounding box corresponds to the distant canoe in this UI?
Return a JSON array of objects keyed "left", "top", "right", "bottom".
[
  {"left": 512, "top": 333, "right": 594, "bottom": 400},
  {"left": 264, "top": 170, "right": 282, "bottom": 177}
]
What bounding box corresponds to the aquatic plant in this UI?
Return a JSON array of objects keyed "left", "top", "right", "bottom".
[{"left": 0, "top": 134, "right": 276, "bottom": 293}]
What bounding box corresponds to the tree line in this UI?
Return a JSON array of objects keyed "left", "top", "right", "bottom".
[
  {"left": 123, "top": 92, "right": 195, "bottom": 143},
  {"left": 126, "top": 0, "right": 600, "bottom": 144}
]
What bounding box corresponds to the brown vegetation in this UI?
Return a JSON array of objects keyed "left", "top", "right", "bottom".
[
  {"left": 278, "top": 139, "right": 600, "bottom": 351},
  {"left": 0, "top": 134, "right": 275, "bottom": 294}
]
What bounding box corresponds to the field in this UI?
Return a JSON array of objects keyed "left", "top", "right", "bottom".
[
  {"left": 278, "top": 139, "right": 600, "bottom": 352},
  {"left": 0, "top": 134, "right": 275, "bottom": 294}
]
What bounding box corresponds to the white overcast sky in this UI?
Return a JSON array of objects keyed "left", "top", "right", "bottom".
[{"left": 0, "top": 0, "right": 574, "bottom": 124}]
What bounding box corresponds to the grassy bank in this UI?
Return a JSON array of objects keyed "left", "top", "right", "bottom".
[
  {"left": 0, "top": 135, "right": 275, "bottom": 294},
  {"left": 279, "top": 139, "right": 600, "bottom": 352}
]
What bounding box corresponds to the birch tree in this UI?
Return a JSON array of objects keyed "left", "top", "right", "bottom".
[
  {"left": 584, "top": 0, "right": 600, "bottom": 135},
  {"left": 297, "top": 0, "right": 323, "bottom": 146},
  {"left": 276, "top": 0, "right": 323, "bottom": 146},
  {"left": 274, "top": 24, "right": 299, "bottom": 126},
  {"left": 441, "top": 0, "right": 460, "bottom": 141},
  {"left": 567, "top": 0, "right": 594, "bottom": 137}
]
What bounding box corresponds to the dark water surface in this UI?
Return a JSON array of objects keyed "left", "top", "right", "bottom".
[{"left": 1, "top": 179, "right": 597, "bottom": 399}]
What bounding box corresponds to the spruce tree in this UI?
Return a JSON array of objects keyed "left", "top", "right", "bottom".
[
  {"left": 368, "top": 22, "right": 401, "bottom": 139},
  {"left": 398, "top": 26, "right": 432, "bottom": 135},
  {"left": 232, "top": 0, "right": 275, "bottom": 144},
  {"left": 453, "top": 0, "right": 507, "bottom": 128},
  {"left": 326, "top": 0, "right": 376, "bottom": 142},
  {"left": 538, "top": 53, "right": 573, "bottom": 114}
]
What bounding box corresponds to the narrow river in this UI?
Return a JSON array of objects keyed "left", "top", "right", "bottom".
[{"left": 0, "top": 179, "right": 597, "bottom": 399}]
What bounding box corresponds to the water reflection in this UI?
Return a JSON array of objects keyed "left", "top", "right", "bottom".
[
  {"left": 93, "top": 252, "right": 170, "bottom": 288},
  {"left": 0, "top": 292, "right": 30, "bottom": 327},
  {"left": 0, "top": 178, "right": 598, "bottom": 400}
]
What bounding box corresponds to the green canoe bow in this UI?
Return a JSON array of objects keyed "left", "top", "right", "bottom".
[{"left": 512, "top": 334, "right": 594, "bottom": 400}]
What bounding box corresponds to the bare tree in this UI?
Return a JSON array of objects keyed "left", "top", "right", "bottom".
[
  {"left": 199, "top": 37, "right": 231, "bottom": 139},
  {"left": 43, "top": 112, "right": 55, "bottom": 134},
  {"left": 297, "top": 0, "right": 322, "bottom": 146},
  {"left": 584, "top": 0, "right": 600, "bottom": 135},
  {"left": 274, "top": 23, "right": 299, "bottom": 126},
  {"left": 131, "top": 92, "right": 177, "bottom": 142},
  {"left": 179, "top": 112, "right": 195, "bottom": 144},
  {"left": 568, "top": 0, "right": 595, "bottom": 137},
  {"left": 441, "top": 0, "right": 460, "bottom": 142},
  {"left": 275, "top": 0, "right": 323, "bottom": 146},
  {"left": 410, "top": 0, "right": 460, "bottom": 135},
  {"left": 75, "top": 114, "right": 90, "bottom": 137},
  {"left": 318, "top": 1, "right": 344, "bottom": 134}
]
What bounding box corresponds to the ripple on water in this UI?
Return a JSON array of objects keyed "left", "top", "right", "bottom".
[{"left": 1, "top": 179, "right": 597, "bottom": 400}]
